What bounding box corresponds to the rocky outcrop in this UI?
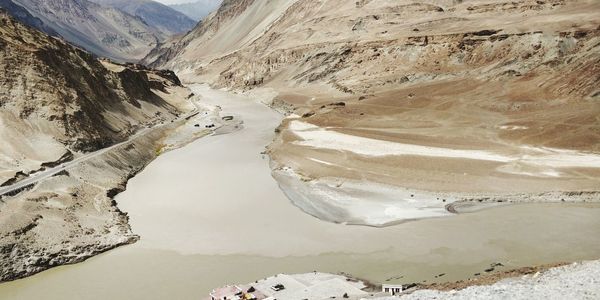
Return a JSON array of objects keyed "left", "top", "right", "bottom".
[{"left": 0, "top": 11, "right": 181, "bottom": 157}]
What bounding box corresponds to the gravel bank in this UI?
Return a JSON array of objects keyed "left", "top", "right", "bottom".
[{"left": 393, "top": 260, "right": 600, "bottom": 300}]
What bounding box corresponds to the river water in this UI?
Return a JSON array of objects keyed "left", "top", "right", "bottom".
[{"left": 1, "top": 85, "right": 599, "bottom": 299}]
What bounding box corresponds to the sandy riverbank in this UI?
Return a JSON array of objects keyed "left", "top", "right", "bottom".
[
  {"left": 0, "top": 87, "right": 220, "bottom": 282},
  {"left": 273, "top": 166, "right": 600, "bottom": 227},
  {"left": 268, "top": 116, "right": 600, "bottom": 226}
]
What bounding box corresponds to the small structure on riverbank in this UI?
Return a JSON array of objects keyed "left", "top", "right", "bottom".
[{"left": 382, "top": 284, "right": 404, "bottom": 295}]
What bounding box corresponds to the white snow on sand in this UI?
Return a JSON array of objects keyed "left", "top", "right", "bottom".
[
  {"left": 288, "top": 121, "right": 600, "bottom": 176},
  {"left": 289, "top": 121, "right": 511, "bottom": 162}
]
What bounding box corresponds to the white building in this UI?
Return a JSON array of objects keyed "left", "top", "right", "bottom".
[{"left": 382, "top": 284, "right": 403, "bottom": 295}]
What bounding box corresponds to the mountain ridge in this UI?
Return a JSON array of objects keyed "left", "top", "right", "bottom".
[
  {"left": 0, "top": 0, "right": 59, "bottom": 36},
  {"left": 90, "top": 0, "right": 197, "bottom": 35},
  {"left": 1, "top": 0, "right": 165, "bottom": 61},
  {"left": 168, "top": 0, "right": 222, "bottom": 21}
]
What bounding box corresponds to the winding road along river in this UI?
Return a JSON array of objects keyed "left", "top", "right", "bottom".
[{"left": 1, "top": 85, "right": 600, "bottom": 299}]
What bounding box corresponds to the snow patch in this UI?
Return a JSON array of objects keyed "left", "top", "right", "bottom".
[{"left": 288, "top": 120, "right": 600, "bottom": 178}]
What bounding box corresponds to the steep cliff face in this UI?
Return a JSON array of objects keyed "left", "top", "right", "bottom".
[
  {"left": 156, "top": 0, "right": 599, "bottom": 103},
  {"left": 147, "top": 0, "right": 600, "bottom": 218},
  {"left": 0, "top": 11, "right": 195, "bottom": 282},
  {"left": 0, "top": 10, "right": 185, "bottom": 180},
  {"left": 1, "top": 0, "right": 164, "bottom": 61},
  {"left": 141, "top": 0, "right": 261, "bottom": 66},
  {"left": 150, "top": 0, "right": 600, "bottom": 148}
]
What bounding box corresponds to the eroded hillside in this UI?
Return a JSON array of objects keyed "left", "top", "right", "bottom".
[
  {"left": 148, "top": 0, "right": 600, "bottom": 225},
  {"left": 1, "top": 0, "right": 165, "bottom": 61},
  {"left": 90, "top": 0, "right": 197, "bottom": 35},
  {"left": 0, "top": 10, "right": 195, "bottom": 281},
  {"left": 0, "top": 9, "right": 187, "bottom": 181}
]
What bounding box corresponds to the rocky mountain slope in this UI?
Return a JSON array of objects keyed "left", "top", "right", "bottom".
[
  {"left": 169, "top": 0, "right": 222, "bottom": 21},
  {"left": 148, "top": 0, "right": 600, "bottom": 225},
  {"left": 90, "top": 0, "right": 197, "bottom": 35},
  {"left": 0, "top": 0, "right": 58, "bottom": 36},
  {"left": 0, "top": 0, "right": 165, "bottom": 62},
  {"left": 0, "top": 10, "right": 195, "bottom": 281},
  {"left": 142, "top": 0, "right": 284, "bottom": 66}
]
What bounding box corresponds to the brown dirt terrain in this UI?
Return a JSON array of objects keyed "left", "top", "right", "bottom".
[
  {"left": 147, "top": 0, "right": 600, "bottom": 223},
  {"left": 0, "top": 11, "right": 199, "bottom": 282},
  {"left": 410, "top": 262, "right": 569, "bottom": 292}
]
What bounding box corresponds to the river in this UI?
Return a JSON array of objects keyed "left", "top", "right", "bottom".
[{"left": 1, "top": 84, "right": 599, "bottom": 299}]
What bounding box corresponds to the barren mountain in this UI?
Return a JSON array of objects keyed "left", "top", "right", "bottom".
[
  {"left": 141, "top": 0, "right": 272, "bottom": 66},
  {"left": 90, "top": 0, "right": 197, "bottom": 35},
  {"left": 1, "top": 0, "right": 164, "bottom": 62},
  {"left": 0, "top": 0, "right": 58, "bottom": 36},
  {"left": 148, "top": 0, "right": 600, "bottom": 225},
  {"left": 0, "top": 10, "right": 194, "bottom": 281},
  {"left": 169, "top": 0, "right": 223, "bottom": 21}
]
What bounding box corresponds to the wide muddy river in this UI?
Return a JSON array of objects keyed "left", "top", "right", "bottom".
[{"left": 1, "top": 85, "right": 599, "bottom": 299}]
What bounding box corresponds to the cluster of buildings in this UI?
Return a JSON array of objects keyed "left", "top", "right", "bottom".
[
  {"left": 207, "top": 272, "right": 413, "bottom": 300},
  {"left": 207, "top": 273, "right": 369, "bottom": 300}
]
